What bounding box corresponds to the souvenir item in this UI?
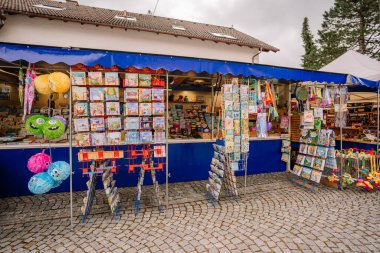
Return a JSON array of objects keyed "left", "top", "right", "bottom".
[
  {"left": 28, "top": 172, "right": 55, "bottom": 194},
  {"left": 124, "top": 73, "right": 138, "bottom": 87},
  {"left": 139, "top": 74, "right": 151, "bottom": 87},
  {"left": 107, "top": 117, "right": 122, "bottom": 130},
  {"left": 75, "top": 133, "right": 91, "bottom": 146},
  {"left": 18, "top": 67, "right": 24, "bottom": 106},
  {"left": 71, "top": 72, "right": 86, "bottom": 86},
  {"left": 307, "top": 145, "right": 317, "bottom": 156},
  {"left": 152, "top": 103, "right": 165, "bottom": 115},
  {"left": 154, "top": 131, "right": 166, "bottom": 143},
  {"left": 300, "top": 167, "right": 312, "bottom": 179},
  {"left": 72, "top": 86, "right": 88, "bottom": 101},
  {"left": 139, "top": 88, "right": 151, "bottom": 102},
  {"left": 42, "top": 118, "right": 66, "bottom": 139},
  {"left": 91, "top": 133, "right": 106, "bottom": 146},
  {"left": 23, "top": 66, "right": 36, "bottom": 120},
  {"left": 106, "top": 102, "right": 120, "bottom": 116},
  {"left": 256, "top": 113, "right": 268, "bottom": 138},
  {"left": 125, "top": 117, "right": 139, "bottom": 130},
  {"left": 334, "top": 86, "right": 348, "bottom": 127},
  {"left": 107, "top": 132, "right": 122, "bottom": 145},
  {"left": 74, "top": 103, "right": 88, "bottom": 116},
  {"left": 124, "top": 88, "right": 139, "bottom": 101},
  {"left": 314, "top": 108, "right": 323, "bottom": 118},
  {"left": 303, "top": 156, "right": 314, "bottom": 167},
  {"left": 320, "top": 87, "right": 332, "bottom": 107},
  {"left": 139, "top": 103, "right": 152, "bottom": 116},
  {"left": 310, "top": 170, "right": 322, "bottom": 183},
  {"left": 34, "top": 74, "right": 52, "bottom": 95},
  {"left": 140, "top": 117, "right": 152, "bottom": 130},
  {"left": 74, "top": 118, "right": 89, "bottom": 132},
  {"left": 105, "top": 87, "right": 119, "bottom": 101},
  {"left": 224, "top": 118, "right": 233, "bottom": 129},
  {"left": 299, "top": 144, "right": 308, "bottom": 154},
  {"left": 318, "top": 129, "right": 331, "bottom": 146},
  {"left": 47, "top": 161, "right": 70, "bottom": 182},
  {"left": 293, "top": 164, "right": 302, "bottom": 176},
  {"left": 90, "top": 103, "right": 104, "bottom": 116},
  {"left": 313, "top": 158, "right": 325, "bottom": 171},
  {"left": 25, "top": 115, "right": 48, "bottom": 135},
  {"left": 316, "top": 146, "right": 328, "bottom": 158},
  {"left": 90, "top": 88, "right": 104, "bottom": 101},
  {"left": 105, "top": 72, "right": 119, "bottom": 86},
  {"left": 125, "top": 103, "right": 139, "bottom": 116},
  {"left": 88, "top": 72, "right": 102, "bottom": 85},
  {"left": 296, "top": 155, "right": 305, "bottom": 165},
  {"left": 153, "top": 117, "right": 165, "bottom": 130},
  {"left": 27, "top": 150, "right": 52, "bottom": 173},
  {"left": 303, "top": 110, "right": 314, "bottom": 123},
  {"left": 49, "top": 72, "right": 70, "bottom": 93},
  {"left": 90, "top": 118, "right": 105, "bottom": 131},
  {"left": 152, "top": 88, "right": 164, "bottom": 102},
  {"left": 125, "top": 131, "right": 139, "bottom": 144}
]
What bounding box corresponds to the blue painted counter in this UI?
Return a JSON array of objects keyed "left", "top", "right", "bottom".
[{"left": 0, "top": 139, "right": 285, "bottom": 197}]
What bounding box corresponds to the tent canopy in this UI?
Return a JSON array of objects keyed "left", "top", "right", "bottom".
[{"left": 0, "top": 42, "right": 347, "bottom": 84}]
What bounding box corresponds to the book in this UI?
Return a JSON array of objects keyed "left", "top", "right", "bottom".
[
  {"left": 152, "top": 88, "right": 164, "bottom": 102},
  {"left": 75, "top": 133, "right": 91, "bottom": 146},
  {"left": 107, "top": 117, "right": 122, "bottom": 130},
  {"left": 310, "top": 170, "right": 322, "bottom": 183},
  {"left": 139, "top": 103, "right": 152, "bottom": 116},
  {"left": 139, "top": 74, "right": 151, "bottom": 87},
  {"left": 140, "top": 117, "right": 152, "bottom": 130},
  {"left": 125, "top": 131, "right": 139, "bottom": 144},
  {"left": 154, "top": 131, "right": 166, "bottom": 143},
  {"left": 91, "top": 133, "right": 106, "bottom": 146},
  {"left": 90, "top": 103, "right": 104, "bottom": 116},
  {"left": 105, "top": 87, "right": 119, "bottom": 101},
  {"left": 107, "top": 132, "right": 122, "bottom": 145},
  {"left": 153, "top": 117, "right": 165, "bottom": 130},
  {"left": 72, "top": 86, "right": 88, "bottom": 101},
  {"left": 303, "top": 156, "right": 314, "bottom": 167},
  {"left": 225, "top": 142, "right": 234, "bottom": 153},
  {"left": 124, "top": 117, "right": 139, "bottom": 130},
  {"left": 90, "top": 88, "right": 104, "bottom": 101},
  {"left": 154, "top": 145, "right": 166, "bottom": 158},
  {"left": 140, "top": 131, "right": 153, "bottom": 144},
  {"left": 88, "top": 72, "right": 102, "bottom": 86},
  {"left": 124, "top": 103, "right": 139, "bottom": 116},
  {"left": 139, "top": 88, "right": 151, "bottom": 102},
  {"left": 71, "top": 72, "right": 86, "bottom": 86},
  {"left": 316, "top": 146, "right": 328, "bottom": 159},
  {"left": 105, "top": 72, "right": 119, "bottom": 86},
  {"left": 299, "top": 144, "right": 308, "bottom": 154},
  {"left": 106, "top": 102, "right": 120, "bottom": 116},
  {"left": 124, "top": 73, "right": 138, "bottom": 87},
  {"left": 224, "top": 118, "right": 233, "bottom": 129},
  {"left": 152, "top": 103, "right": 165, "bottom": 115},
  {"left": 124, "top": 88, "right": 139, "bottom": 101},
  {"left": 296, "top": 155, "right": 305, "bottom": 165},
  {"left": 300, "top": 167, "right": 312, "bottom": 179},
  {"left": 307, "top": 145, "right": 317, "bottom": 156},
  {"left": 90, "top": 117, "right": 105, "bottom": 131},
  {"left": 313, "top": 158, "right": 325, "bottom": 171},
  {"left": 74, "top": 118, "right": 89, "bottom": 132},
  {"left": 74, "top": 102, "right": 88, "bottom": 116}
]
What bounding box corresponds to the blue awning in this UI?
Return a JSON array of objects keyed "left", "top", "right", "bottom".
[
  {"left": 0, "top": 43, "right": 348, "bottom": 83},
  {"left": 350, "top": 75, "right": 379, "bottom": 89}
]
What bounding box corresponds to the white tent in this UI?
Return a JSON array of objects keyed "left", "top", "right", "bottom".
[{"left": 320, "top": 50, "right": 380, "bottom": 82}]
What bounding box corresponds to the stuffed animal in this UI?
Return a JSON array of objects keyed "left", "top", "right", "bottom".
[
  {"left": 28, "top": 172, "right": 55, "bottom": 194},
  {"left": 25, "top": 115, "right": 48, "bottom": 135},
  {"left": 27, "top": 150, "right": 52, "bottom": 173},
  {"left": 48, "top": 161, "right": 70, "bottom": 182},
  {"left": 42, "top": 118, "right": 65, "bottom": 139}
]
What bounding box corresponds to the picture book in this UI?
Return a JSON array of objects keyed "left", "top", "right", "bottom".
[
  {"left": 152, "top": 103, "right": 165, "bottom": 115},
  {"left": 310, "top": 170, "right": 322, "bottom": 183},
  {"left": 225, "top": 135, "right": 233, "bottom": 142},
  {"left": 225, "top": 142, "right": 234, "bottom": 153},
  {"left": 327, "top": 147, "right": 336, "bottom": 158},
  {"left": 90, "top": 88, "right": 104, "bottom": 101},
  {"left": 71, "top": 72, "right": 86, "bottom": 86},
  {"left": 299, "top": 144, "right": 308, "bottom": 154},
  {"left": 154, "top": 131, "right": 166, "bottom": 143},
  {"left": 233, "top": 144, "right": 240, "bottom": 153},
  {"left": 152, "top": 88, "right": 164, "bottom": 102},
  {"left": 140, "top": 131, "right": 153, "bottom": 144},
  {"left": 316, "top": 146, "right": 328, "bottom": 158},
  {"left": 91, "top": 133, "right": 106, "bottom": 146},
  {"left": 124, "top": 88, "right": 139, "bottom": 101},
  {"left": 107, "top": 132, "right": 122, "bottom": 145},
  {"left": 300, "top": 167, "right": 312, "bottom": 179},
  {"left": 72, "top": 86, "right": 88, "bottom": 101},
  {"left": 88, "top": 72, "right": 102, "bottom": 86},
  {"left": 224, "top": 101, "right": 233, "bottom": 111},
  {"left": 107, "top": 117, "right": 122, "bottom": 130},
  {"left": 105, "top": 72, "right": 119, "bottom": 86},
  {"left": 303, "top": 156, "right": 314, "bottom": 167},
  {"left": 139, "top": 103, "right": 152, "bottom": 116},
  {"left": 124, "top": 73, "right": 139, "bottom": 87},
  {"left": 75, "top": 133, "right": 91, "bottom": 147},
  {"left": 105, "top": 87, "right": 119, "bottom": 101},
  {"left": 139, "top": 88, "right": 152, "bottom": 102},
  {"left": 124, "top": 117, "right": 139, "bottom": 130},
  {"left": 318, "top": 129, "right": 331, "bottom": 146},
  {"left": 240, "top": 85, "right": 248, "bottom": 94},
  {"left": 106, "top": 102, "right": 120, "bottom": 116},
  {"left": 223, "top": 84, "right": 233, "bottom": 93},
  {"left": 74, "top": 102, "right": 88, "bottom": 116},
  {"left": 224, "top": 118, "right": 233, "bottom": 129},
  {"left": 125, "top": 131, "right": 139, "bottom": 144},
  {"left": 90, "top": 103, "right": 104, "bottom": 116},
  {"left": 293, "top": 165, "right": 302, "bottom": 176},
  {"left": 139, "top": 74, "right": 151, "bottom": 87},
  {"left": 296, "top": 155, "right": 305, "bottom": 165},
  {"left": 153, "top": 117, "right": 165, "bottom": 130},
  {"left": 241, "top": 141, "right": 249, "bottom": 153},
  {"left": 313, "top": 158, "right": 325, "bottom": 171},
  {"left": 74, "top": 118, "right": 89, "bottom": 132},
  {"left": 233, "top": 119, "right": 240, "bottom": 129},
  {"left": 233, "top": 102, "right": 240, "bottom": 111},
  {"left": 124, "top": 103, "right": 139, "bottom": 116},
  {"left": 90, "top": 117, "right": 105, "bottom": 131},
  {"left": 307, "top": 145, "right": 317, "bottom": 156},
  {"left": 154, "top": 145, "right": 166, "bottom": 158}
]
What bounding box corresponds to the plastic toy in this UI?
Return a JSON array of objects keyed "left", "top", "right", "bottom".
[
  {"left": 34, "top": 74, "right": 52, "bottom": 95},
  {"left": 27, "top": 150, "right": 52, "bottom": 173},
  {"left": 327, "top": 173, "right": 340, "bottom": 183},
  {"left": 49, "top": 72, "right": 70, "bottom": 93},
  {"left": 340, "top": 173, "right": 356, "bottom": 188},
  {"left": 28, "top": 172, "right": 55, "bottom": 194},
  {"left": 48, "top": 161, "right": 70, "bottom": 181},
  {"left": 42, "top": 118, "right": 66, "bottom": 139},
  {"left": 363, "top": 181, "right": 373, "bottom": 191},
  {"left": 25, "top": 115, "right": 48, "bottom": 136}
]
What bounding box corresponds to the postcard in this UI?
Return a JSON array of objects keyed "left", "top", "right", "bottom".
[
  {"left": 293, "top": 165, "right": 302, "bottom": 176},
  {"left": 125, "top": 103, "right": 139, "bottom": 116},
  {"left": 152, "top": 88, "right": 164, "bottom": 102},
  {"left": 124, "top": 88, "right": 139, "bottom": 101},
  {"left": 307, "top": 145, "right": 317, "bottom": 156},
  {"left": 140, "top": 131, "right": 153, "bottom": 144},
  {"left": 71, "top": 72, "right": 86, "bottom": 86},
  {"left": 223, "top": 84, "right": 233, "bottom": 93},
  {"left": 310, "top": 170, "right": 322, "bottom": 183},
  {"left": 74, "top": 102, "right": 88, "bottom": 116},
  {"left": 139, "top": 74, "right": 151, "bottom": 87},
  {"left": 91, "top": 133, "right": 106, "bottom": 146},
  {"left": 124, "top": 117, "right": 139, "bottom": 130},
  {"left": 316, "top": 146, "right": 328, "bottom": 159},
  {"left": 88, "top": 72, "right": 102, "bottom": 86},
  {"left": 154, "top": 131, "right": 166, "bottom": 143},
  {"left": 299, "top": 144, "right": 308, "bottom": 154},
  {"left": 296, "top": 155, "right": 305, "bottom": 165},
  {"left": 153, "top": 117, "right": 165, "bottom": 130},
  {"left": 105, "top": 87, "right": 119, "bottom": 101},
  {"left": 303, "top": 156, "right": 314, "bottom": 167},
  {"left": 90, "top": 117, "right": 105, "bottom": 131},
  {"left": 225, "top": 142, "right": 234, "bottom": 153},
  {"left": 107, "top": 132, "right": 122, "bottom": 145},
  {"left": 74, "top": 118, "right": 89, "bottom": 132},
  {"left": 139, "top": 88, "right": 152, "bottom": 102},
  {"left": 90, "top": 102, "right": 104, "bottom": 116},
  {"left": 90, "top": 88, "right": 104, "bottom": 101},
  {"left": 139, "top": 103, "right": 152, "bottom": 116},
  {"left": 124, "top": 73, "right": 139, "bottom": 87},
  {"left": 105, "top": 72, "right": 119, "bottom": 86},
  {"left": 313, "top": 158, "right": 325, "bottom": 171},
  {"left": 72, "top": 86, "right": 88, "bottom": 101},
  {"left": 125, "top": 131, "right": 139, "bottom": 144},
  {"left": 140, "top": 117, "right": 153, "bottom": 130},
  {"left": 300, "top": 167, "right": 312, "bottom": 180},
  {"left": 107, "top": 117, "right": 122, "bottom": 130},
  {"left": 75, "top": 133, "right": 91, "bottom": 147},
  {"left": 224, "top": 118, "right": 233, "bottom": 129},
  {"left": 106, "top": 102, "right": 120, "bottom": 116},
  {"left": 152, "top": 103, "right": 165, "bottom": 115}
]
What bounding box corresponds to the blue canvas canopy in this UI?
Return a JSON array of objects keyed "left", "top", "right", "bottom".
[{"left": 0, "top": 42, "right": 348, "bottom": 83}]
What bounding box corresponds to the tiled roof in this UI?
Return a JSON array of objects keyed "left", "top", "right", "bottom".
[{"left": 0, "top": 0, "right": 279, "bottom": 52}]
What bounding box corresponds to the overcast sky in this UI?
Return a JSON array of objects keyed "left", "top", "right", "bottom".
[{"left": 78, "top": 0, "right": 334, "bottom": 68}]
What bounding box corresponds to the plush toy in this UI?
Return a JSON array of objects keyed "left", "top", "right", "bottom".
[
  {"left": 25, "top": 115, "right": 48, "bottom": 135},
  {"left": 53, "top": 116, "right": 68, "bottom": 131},
  {"left": 341, "top": 173, "right": 356, "bottom": 188},
  {"left": 27, "top": 149, "right": 52, "bottom": 173},
  {"left": 34, "top": 74, "right": 52, "bottom": 95},
  {"left": 28, "top": 172, "right": 55, "bottom": 194},
  {"left": 49, "top": 72, "right": 70, "bottom": 93},
  {"left": 48, "top": 161, "right": 70, "bottom": 181},
  {"left": 42, "top": 118, "right": 66, "bottom": 139}
]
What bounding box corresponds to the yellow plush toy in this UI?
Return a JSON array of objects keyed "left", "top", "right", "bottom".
[
  {"left": 49, "top": 72, "right": 70, "bottom": 93},
  {"left": 35, "top": 74, "right": 52, "bottom": 95}
]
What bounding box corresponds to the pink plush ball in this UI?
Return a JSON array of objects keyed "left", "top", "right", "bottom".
[{"left": 27, "top": 150, "right": 52, "bottom": 173}]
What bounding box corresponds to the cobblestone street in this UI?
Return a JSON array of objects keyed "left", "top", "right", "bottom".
[{"left": 1, "top": 172, "right": 379, "bottom": 253}]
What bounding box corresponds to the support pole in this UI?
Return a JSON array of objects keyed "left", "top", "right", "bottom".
[
  {"left": 339, "top": 85, "right": 343, "bottom": 189},
  {"left": 287, "top": 82, "right": 292, "bottom": 172},
  {"left": 211, "top": 83, "right": 214, "bottom": 140},
  {"left": 69, "top": 67, "right": 73, "bottom": 229},
  {"left": 377, "top": 84, "right": 379, "bottom": 171},
  {"left": 165, "top": 71, "right": 169, "bottom": 214},
  {"left": 244, "top": 78, "right": 248, "bottom": 195}
]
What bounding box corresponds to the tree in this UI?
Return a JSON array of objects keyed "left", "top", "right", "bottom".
[
  {"left": 301, "top": 17, "right": 319, "bottom": 70},
  {"left": 316, "top": 0, "right": 380, "bottom": 67}
]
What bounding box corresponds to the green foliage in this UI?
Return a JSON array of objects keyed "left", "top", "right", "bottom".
[{"left": 301, "top": 17, "right": 319, "bottom": 70}]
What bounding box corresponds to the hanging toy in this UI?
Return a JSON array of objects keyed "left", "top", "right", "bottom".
[
  {"left": 264, "top": 82, "right": 274, "bottom": 106},
  {"left": 28, "top": 172, "right": 55, "bottom": 194},
  {"left": 18, "top": 67, "right": 24, "bottom": 106},
  {"left": 22, "top": 64, "right": 36, "bottom": 121},
  {"left": 47, "top": 161, "right": 70, "bottom": 182},
  {"left": 49, "top": 72, "right": 70, "bottom": 93},
  {"left": 27, "top": 149, "right": 52, "bottom": 173},
  {"left": 53, "top": 116, "right": 68, "bottom": 131},
  {"left": 42, "top": 118, "right": 66, "bottom": 140},
  {"left": 308, "top": 85, "right": 316, "bottom": 102},
  {"left": 35, "top": 74, "right": 53, "bottom": 95},
  {"left": 320, "top": 86, "right": 332, "bottom": 107},
  {"left": 25, "top": 114, "right": 48, "bottom": 136}
]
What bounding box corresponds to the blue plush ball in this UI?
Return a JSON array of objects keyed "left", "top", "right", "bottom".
[
  {"left": 48, "top": 161, "right": 70, "bottom": 182},
  {"left": 28, "top": 172, "right": 55, "bottom": 194},
  {"left": 51, "top": 179, "right": 62, "bottom": 188}
]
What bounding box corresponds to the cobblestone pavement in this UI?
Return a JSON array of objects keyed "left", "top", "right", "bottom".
[{"left": 1, "top": 172, "right": 379, "bottom": 253}]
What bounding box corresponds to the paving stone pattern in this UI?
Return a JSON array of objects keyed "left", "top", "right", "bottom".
[{"left": 1, "top": 172, "right": 379, "bottom": 253}]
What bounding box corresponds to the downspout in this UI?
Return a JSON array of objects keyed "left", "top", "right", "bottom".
[
  {"left": 252, "top": 48, "right": 262, "bottom": 63},
  {"left": 0, "top": 10, "right": 6, "bottom": 30}
]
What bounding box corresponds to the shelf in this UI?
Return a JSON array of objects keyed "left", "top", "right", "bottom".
[{"left": 169, "top": 101, "right": 206, "bottom": 104}]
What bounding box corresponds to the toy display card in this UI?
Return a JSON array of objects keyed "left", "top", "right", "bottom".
[
  {"left": 154, "top": 131, "right": 166, "bottom": 143},
  {"left": 139, "top": 103, "right": 152, "bottom": 116},
  {"left": 307, "top": 145, "right": 317, "bottom": 156},
  {"left": 88, "top": 72, "right": 102, "bottom": 86},
  {"left": 106, "top": 102, "right": 120, "bottom": 116},
  {"left": 140, "top": 117, "right": 152, "bottom": 130},
  {"left": 74, "top": 102, "right": 88, "bottom": 116},
  {"left": 105, "top": 72, "right": 119, "bottom": 86},
  {"left": 303, "top": 156, "right": 314, "bottom": 167},
  {"left": 71, "top": 72, "right": 86, "bottom": 86},
  {"left": 316, "top": 146, "right": 328, "bottom": 158},
  {"left": 107, "top": 132, "right": 122, "bottom": 145},
  {"left": 152, "top": 103, "right": 165, "bottom": 115},
  {"left": 300, "top": 167, "right": 312, "bottom": 180},
  {"left": 72, "top": 86, "right": 88, "bottom": 101},
  {"left": 154, "top": 145, "right": 166, "bottom": 158},
  {"left": 139, "top": 88, "right": 151, "bottom": 102},
  {"left": 124, "top": 73, "right": 139, "bottom": 87},
  {"left": 90, "top": 88, "right": 104, "bottom": 101},
  {"left": 153, "top": 117, "right": 165, "bottom": 130},
  {"left": 90, "top": 117, "right": 105, "bottom": 131},
  {"left": 105, "top": 87, "right": 119, "bottom": 101},
  {"left": 124, "top": 103, "right": 139, "bottom": 116},
  {"left": 293, "top": 165, "right": 302, "bottom": 176},
  {"left": 152, "top": 88, "right": 164, "bottom": 102},
  {"left": 313, "top": 158, "right": 325, "bottom": 171},
  {"left": 74, "top": 118, "right": 89, "bottom": 132},
  {"left": 90, "top": 103, "right": 104, "bottom": 116},
  {"left": 296, "top": 155, "right": 305, "bottom": 165},
  {"left": 125, "top": 131, "right": 139, "bottom": 144},
  {"left": 75, "top": 133, "right": 91, "bottom": 147},
  {"left": 140, "top": 131, "right": 153, "bottom": 144},
  {"left": 91, "top": 133, "right": 106, "bottom": 146},
  {"left": 124, "top": 88, "right": 139, "bottom": 101},
  {"left": 310, "top": 170, "right": 322, "bottom": 183},
  {"left": 124, "top": 117, "right": 139, "bottom": 130},
  {"left": 299, "top": 144, "right": 308, "bottom": 154},
  {"left": 107, "top": 117, "right": 122, "bottom": 131},
  {"left": 139, "top": 74, "right": 151, "bottom": 87}
]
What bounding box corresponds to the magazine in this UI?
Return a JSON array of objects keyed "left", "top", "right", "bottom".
[
  {"left": 107, "top": 117, "right": 122, "bottom": 131},
  {"left": 88, "top": 72, "right": 102, "bottom": 86},
  {"left": 124, "top": 73, "right": 139, "bottom": 87},
  {"left": 71, "top": 72, "right": 86, "bottom": 86},
  {"left": 105, "top": 72, "right": 119, "bottom": 86}
]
